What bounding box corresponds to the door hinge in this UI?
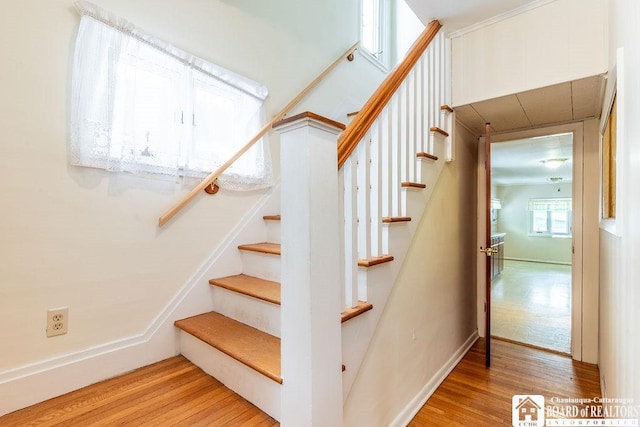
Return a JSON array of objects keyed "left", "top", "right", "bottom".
[{"left": 484, "top": 302, "right": 487, "bottom": 313}]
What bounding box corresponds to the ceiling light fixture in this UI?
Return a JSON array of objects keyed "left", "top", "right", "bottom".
[{"left": 540, "top": 158, "right": 568, "bottom": 169}]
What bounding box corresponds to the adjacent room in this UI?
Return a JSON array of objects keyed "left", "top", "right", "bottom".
[{"left": 490, "top": 133, "right": 573, "bottom": 354}]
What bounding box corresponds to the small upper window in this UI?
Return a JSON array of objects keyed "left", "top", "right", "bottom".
[
  {"left": 528, "top": 198, "right": 572, "bottom": 237},
  {"left": 70, "top": 1, "right": 272, "bottom": 190},
  {"left": 361, "top": 0, "right": 388, "bottom": 67}
]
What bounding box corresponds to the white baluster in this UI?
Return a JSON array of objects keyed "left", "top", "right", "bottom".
[
  {"left": 343, "top": 157, "right": 358, "bottom": 309},
  {"left": 370, "top": 120, "right": 382, "bottom": 257},
  {"left": 392, "top": 93, "right": 402, "bottom": 217},
  {"left": 434, "top": 35, "right": 442, "bottom": 130},
  {"left": 357, "top": 138, "right": 371, "bottom": 262},
  {"left": 416, "top": 56, "right": 424, "bottom": 155}
]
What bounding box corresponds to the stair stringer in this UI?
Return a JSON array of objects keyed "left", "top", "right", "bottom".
[{"left": 341, "top": 132, "right": 450, "bottom": 399}]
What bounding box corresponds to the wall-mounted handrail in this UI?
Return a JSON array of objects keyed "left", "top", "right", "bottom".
[
  {"left": 336, "top": 20, "right": 442, "bottom": 169},
  {"left": 158, "top": 41, "right": 360, "bottom": 227}
]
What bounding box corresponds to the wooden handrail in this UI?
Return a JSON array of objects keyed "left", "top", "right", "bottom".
[
  {"left": 158, "top": 41, "right": 360, "bottom": 227},
  {"left": 337, "top": 20, "right": 442, "bottom": 169}
]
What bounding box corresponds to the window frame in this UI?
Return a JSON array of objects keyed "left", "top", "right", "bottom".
[
  {"left": 360, "top": 0, "right": 390, "bottom": 70},
  {"left": 527, "top": 198, "right": 573, "bottom": 238}
]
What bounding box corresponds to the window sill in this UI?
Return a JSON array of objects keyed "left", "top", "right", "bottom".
[
  {"left": 358, "top": 48, "right": 388, "bottom": 73},
  {"left": 600, "top": 218, "right": 620, "bottom": 237},
  {"left": 527, "top": 234, "right": 572, "bottom": 239}
]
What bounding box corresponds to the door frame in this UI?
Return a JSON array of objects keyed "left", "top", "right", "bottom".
[{"left": 476, "top": 121, "right": 594, "bottom": 362}]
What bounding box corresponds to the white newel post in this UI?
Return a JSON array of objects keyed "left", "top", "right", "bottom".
[{"left": 274, "top": 112, "right": 344, "bottom": 427}]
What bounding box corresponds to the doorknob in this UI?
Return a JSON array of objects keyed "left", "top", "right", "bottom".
[{"left": 480, "top": 247, "right": 499, "bottom": 257}]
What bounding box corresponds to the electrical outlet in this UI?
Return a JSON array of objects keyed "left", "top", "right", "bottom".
[{"left": 46, "top": 307, "right": 68, "bottom": 337}]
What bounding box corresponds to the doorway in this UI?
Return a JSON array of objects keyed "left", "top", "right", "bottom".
[
  {"left": 489, "top": 133, "right": 573, "bottom": 354},
  {"left": 476, "top": 120, "right": 600, "bottom": 363}
]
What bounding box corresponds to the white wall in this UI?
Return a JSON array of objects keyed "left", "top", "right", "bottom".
[
  {"left": 599, "top": 0, "right": 640, "bottom": 405},
  {"left": 0, "top": 0, "right": 384, "bottom": 397},
  {"left": 451, "top": 0, "right": 608, "bottom": 106},
  {"left": 343, "top": 122, "right": 478, "bottom": 426},
  {"left": 497, "top": 183, "right": 573, "bottom": 264}
]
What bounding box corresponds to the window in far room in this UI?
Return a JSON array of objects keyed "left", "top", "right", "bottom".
[{"left": 528, "top": 198, "right": 572, "bottom": 237}]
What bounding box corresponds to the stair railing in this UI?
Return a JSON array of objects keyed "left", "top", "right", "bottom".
[
  {"left": 337, "top": 20, "right": 446, "bottom": 309},
  {"left": 158, "top": 42, "right": 360, "bottom": 227}
]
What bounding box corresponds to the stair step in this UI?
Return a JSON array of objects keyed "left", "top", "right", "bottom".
[
  {"left": 430, "top": 126, "right": 449, "bottom": 137},
  {"left": 382, "top": 216, "right": 411, "bottom": 223},
  {"left": 175, "top": 312, "right": 282, "bottom": 384},
  {"left": 417, "top": 152, "right": 438, "bottom": 161},
  {"left": 440, "top": 104, "right": 454, "bottom": 113},
  {"left": 263, "top": 215, "right": 281, "bottom": 221},
  {"left": 358, "top": 255, "right": 394, "bottom": 267},
  {"left": 210, "top": 274, "right": 371, "bottom": 323},
  {"left": 401, "top": 182, "right": 426, "bottom": 189},
  {"left": 210, "top": 274, "right": 280, "bottom": 306},
  {"left": 341, "top": 301, "right": 373, "bottom": 323},
  {"left": 238, "top": 242, "right": 281, "bottom": 255}
]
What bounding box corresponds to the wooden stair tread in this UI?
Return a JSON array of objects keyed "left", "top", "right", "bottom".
[
  {"left": 238, "top": 242, "right": 281, "bottom": 255},
  {"left": 401, "top": 182, "right": 426, "bottom": 189},
  {"left": 382, "top": 216, "right": 411, "bottom": 223},
  {"left": 417, "top": 152, "right": 438, "bottom": 161},
  {"left": 358, "top": 255, "right": 394, "bottom": 267},
  {"left": 175, "top": 312, "right": 282, "bottom": 384},
  {"left": 209, "top": 274, "right": 281, "bottom": 305},
  {"left": 263, "top": 214, "right": 281, "bottom": 221},
  {"left": 430, "top": 126, "right": 449, "bottom": 137},
  {"left": 341, "top": 301, "right": 373, "bottom": 323}
]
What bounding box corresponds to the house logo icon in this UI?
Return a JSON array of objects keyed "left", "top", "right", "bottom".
[{"left": 512, "top": 395, "right": 545, "bottom": 427}]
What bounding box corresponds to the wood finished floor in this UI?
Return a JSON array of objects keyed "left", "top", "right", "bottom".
[
  {"left": 492, "top": 260, "right": 572, "bottom": 353},
  {"left": 0, "top": 356, "right": 278, "bottom": 427},
  {"left": 2, "top": 339, "right": 599, "bottom": 426},
  {"left": 410, "top": 338, "right": 601, "bottom": 426}
]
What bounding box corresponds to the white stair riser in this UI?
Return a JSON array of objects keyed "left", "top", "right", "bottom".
[
  {"left": 265, "top": 220, "right": 281, "bottom": 244},
  {"left": 210, "top": 286, "right": 281, "bottom": 338},
  {"left": 179, "top": 331, "right": 281, "bottom": 421},
  {"left": 239, "top": 251, "right": 281, "bottom": 282}
]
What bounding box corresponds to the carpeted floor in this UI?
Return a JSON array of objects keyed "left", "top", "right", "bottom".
[{"left": 491, "top": 260, "right": 571, "bottom": 354}]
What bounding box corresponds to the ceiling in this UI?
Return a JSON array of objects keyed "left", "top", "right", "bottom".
[
  {"left": 405, "top": 0, "right": 536, "bottom": 34},
  {"left": 492, "top": 133, "right": 573, "bottom": 186},
  {"left": 455, "top": 75, "right": 605, "bottom": 136}
]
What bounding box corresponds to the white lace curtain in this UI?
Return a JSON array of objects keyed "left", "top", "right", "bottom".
[
  {"left": 70, "top": 1, "right": 273, "bottom": 190},
  {"left": 527, "top": 198, "right": 572, "bottom": 212}
]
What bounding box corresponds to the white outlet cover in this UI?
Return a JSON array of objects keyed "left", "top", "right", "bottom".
[{"left": 46, "top": 307, "right": 68, "bottom": 337}]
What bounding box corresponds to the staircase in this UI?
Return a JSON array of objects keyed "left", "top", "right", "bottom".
[{"left": 174, "top": 21, "right": 450, "bottom": 423}]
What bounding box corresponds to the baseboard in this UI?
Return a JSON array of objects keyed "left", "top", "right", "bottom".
[
  {"left": 388, "top": 330, "right": 479, "bottom": 427},
  {"left": 505, "top": 257, "right": 572, "bottom": 266},
  {"left": 0, "top": 183, "right": 280, "bottom": 417}
]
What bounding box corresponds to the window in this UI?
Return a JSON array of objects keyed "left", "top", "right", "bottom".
[
  {"left": 528, "top": 198, "right": 572, "bottom": 237},
  {"left": 361, "top": 0, "right": 388, "bottom": 66},
  {"left": 70, "top": 1, "right": 272, "bottom": 190}
]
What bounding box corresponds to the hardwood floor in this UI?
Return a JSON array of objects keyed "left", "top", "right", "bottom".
[
  {"left": 0, "top": 356, "right": 278, "bottom": 426},
  {"left": 410, "top": 338, "right": 601, "bottom": 426},
  {"left": 2, "top": 339, "right": 600, "bottom": 426},
  {"left": 492, "top": 260, "right": 572, "bottom": 353}
]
